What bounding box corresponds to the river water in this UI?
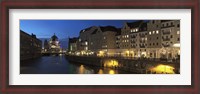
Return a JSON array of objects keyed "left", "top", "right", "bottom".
[{"left": 20, "top": 55, "right": 133, "bottom": 74}]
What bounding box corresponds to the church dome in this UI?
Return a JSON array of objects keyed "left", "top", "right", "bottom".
[{"left": 51, "top": 33, "right": 58, "bottom": 41}]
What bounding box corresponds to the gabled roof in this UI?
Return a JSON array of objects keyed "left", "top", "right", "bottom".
[
  {"left": 91, "top": 26, "right": 118, "bottom": 35},
  {"left": 79, "top": 26, "right": 93, "bottom": 33},
  {"left": 91, "top": 29, "right": 98, "bottom": 34},
  {"left": 161, "top": 20, "right": 172, "bottom": 22},
  {"left": 69, "top": 37, "right": 78, "bottom": 43},
  {"left": 115, "top": 28, "right": 122, "bottom": 36},
  {"left": 126, "top": 20, "right": 143, "bottom": 28},
  {"left": 99, "top": 26, "right": 118, "bottom": 32},
  {"left": 139, "top": 22, "right": 147, "bottom": 32}
]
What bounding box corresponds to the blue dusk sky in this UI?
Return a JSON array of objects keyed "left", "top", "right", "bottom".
[{"left": 20, "top": 20, "right": 143, "bottom": 39}]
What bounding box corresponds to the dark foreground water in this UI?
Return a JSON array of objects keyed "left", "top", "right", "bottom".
[{"left": 20, "top": 55, "right": 133, "bottom": 74}]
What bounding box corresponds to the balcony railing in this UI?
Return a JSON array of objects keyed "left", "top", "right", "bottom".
[
  {"left": 139, "top": 44, "right": 146, "bottom": 48},
  {"left": 131, "top": 35, "right": 136, "bottom": 38},
  {"left": 139, "top": 34, "right": 145, "bottom": 37},
  {"left": 162, "top": 37, "right": 170, "bottom": 41},
  {"left": 131, "top": 45, "right": 136, "bottom": 48},
  {"left": 131, "top": 40, "right": 136, "bottom": 43},
  {"left": 161, "top": 25, "right": 175, "bottom": 28},
  {"left": 162, "top": 44, "right": 170, "bottom": 47},
  {"left": 140, "top": 40, "right": 145, "bottom": 43},
  {"left": 162, "top": 31, "right": 170, "bottom": 35}
]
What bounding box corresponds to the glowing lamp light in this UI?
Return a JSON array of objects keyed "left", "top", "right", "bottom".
[
  {"left": 109, "top": 70, "right": 115, "bottom": 74},
  {"left": 150, "top": 64, "right": 175, "bottom": 74},
  {"left": 173, "top": 43, "right": 180, "bottom": 47}
]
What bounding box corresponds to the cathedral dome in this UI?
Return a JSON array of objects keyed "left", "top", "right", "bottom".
[{"left": 51, "top": 33, "right": 58, "bottom": 41}]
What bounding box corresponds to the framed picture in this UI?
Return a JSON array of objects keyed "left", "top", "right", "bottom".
[{"left": 0, "top": 0, "right": 199, "bottom": 94}]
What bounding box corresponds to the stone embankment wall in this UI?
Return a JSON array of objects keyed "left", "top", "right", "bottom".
[{"left": 65, "top": 55, "right": 180, "bottom": 74}]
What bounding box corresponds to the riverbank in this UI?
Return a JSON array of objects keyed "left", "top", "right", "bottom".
[{"left": 65, "top": 55, "right": 180, "bottom": 74}]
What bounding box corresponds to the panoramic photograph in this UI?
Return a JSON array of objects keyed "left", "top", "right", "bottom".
[{"left": 20, "top": 20, "right": 180, "bottom": 74}]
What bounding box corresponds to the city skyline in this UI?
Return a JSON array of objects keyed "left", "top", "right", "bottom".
[{"left": 20, "top": 20, "right": 180, "bottom": 74}]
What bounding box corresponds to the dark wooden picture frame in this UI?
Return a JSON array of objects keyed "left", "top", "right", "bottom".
[{"left": 0, "top": 0, "right": 199, "bottom": 94}]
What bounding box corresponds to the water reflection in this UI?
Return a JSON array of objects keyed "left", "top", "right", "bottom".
[
  {"left": 98, "top": 69, "right": 103, "bottom": 74},
  {"left": 20, "top": 55, "right": 134, "bottom": 74},
  {"left": 109, "top": 70, "right": 115, "bottom": 74}
]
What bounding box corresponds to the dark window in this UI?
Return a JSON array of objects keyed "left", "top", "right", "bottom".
[
  {"left": 171, "top": 22, "right": 173, "bottom": 26},
  {"left": 152, "top": 20, "right": 155, "bottom": 24},
  {"left": 157, "top": 43, "right": 159, "bottom": 45},
  {"left": 162, "top": 24, "right": 164, "bottom": 27},
  {"left": 157, "top": 37, "right": 159, "bottom": 39},
  {"left": 167, "top": 23, "right": 169, "bottom": 26},
  {"left": 150, "top": 43, "right": 151, "bottom": 46},
  {"left": 171, "top": 35, "right": 173, "bottom": 38},
  {"left": 153, "top": 43, "right": 155, "bottom": 45},
  {"left": 157, "top": 25, "right": 159, "bottom": 28},
  {"left": 177, "top": 24, "right": 180, "bottom": 27},
  {"left": 177, "top": 38, "right": 180, "bottom": 41}
]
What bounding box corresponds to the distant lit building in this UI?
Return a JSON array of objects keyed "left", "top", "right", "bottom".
[
  {"left": 160, "top": 20, "right": 180, "bottom": 59},
  {"left": 78, "top": 26, "right": 98, "bottom": 51},
  {"left": 68, "top": 37, "right": 79, "bottom": 54},
  {"left": 20, "top": 30, "right": 42, "bottom": 60},
  {"left": 90, "top": 26, "right": 120, "bottom": 56},
  {"left": 43, "top": 39, "right": 48, "bottom": 52},
  {"left": 48, "top": 33, "right": 61, "bottom": 53}
]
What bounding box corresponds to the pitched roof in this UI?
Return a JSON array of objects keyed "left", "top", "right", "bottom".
[
  {"left": 115, "top": 28, "right": 122, "bottom": 36},
  {"left": 161, "top": 20, "right": 172, "bottom": 22},
  {"left": 126, "top": 20, "right": 143, "bottom": 28},
  {"left": 99, "top": 26, "right": 118, "bottom": 32},
  {"left": 69, "top": 37, "right": 78, "bottom": 43},
  {"left": 80, "top": 26, "right": 93, "bottom": 33},
  {"left": 139, "top": 22, "right": 147, "bottom": 32}
]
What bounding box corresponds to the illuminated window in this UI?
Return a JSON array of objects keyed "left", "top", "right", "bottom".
[
  {"left": 133, "top": 29, "right": 135, "bottom": 32},
  {"left": 135, "top": 29, "right": 138, "bottom": 32},
  {"left": 156, "top": 30, "right": 159, "bottom": 34},
  {"left": 127, "top": 35, "right": 129, "bottom": 38},
  {"left": 153, "top": 31, "right": 155, "bottom": 34},
  {"left": 149, "top": 31, "right": 151, "bottom": 35},
  {"left": 177, "top": 31, "right": 180, "bottom": 34},
  {"left": 85, "top": 42, "right": 88, "bottom": 45},
  {"left": 145, "top": 38, "right": 147, "bottom": 41}
]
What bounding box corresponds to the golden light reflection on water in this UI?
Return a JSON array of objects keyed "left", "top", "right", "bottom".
[
  {"left": 98, "top": 69, "right": 104, "bottom": 74},
  {"left": 78, "top": 65, "right": 85, "bottom": 74},
  {"left": 109, "top": 70, "right": 115, "bottom": 74},
  {"left": 150, "top": 64, "right": 175, "bottom": 74}
]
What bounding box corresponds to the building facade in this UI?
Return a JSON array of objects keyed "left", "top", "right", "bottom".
[
  {"left": 68, "top": 37, "right": 79, "bottom": 55},
  {"left": 160, "top": 20, "right": 180, "bottom": 59},
  {"left": 20, "top": 30, "right": 42, "bottom": 61},
  {"left": 90, "top": 26, "right": 119, "bottom": 56},
  {"left": 48, "top": 33, "right": 61, "bottom": 53},
  {"left": 68, "top": 20, "right": 180, "bottom": 60}
]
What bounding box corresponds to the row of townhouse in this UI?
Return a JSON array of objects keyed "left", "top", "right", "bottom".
[
  {"left": 68, "top": 20, "right": 180, "bottom": 59},
  {"left": 20, "top": 30, "right": 42, "bottom": 61}
]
